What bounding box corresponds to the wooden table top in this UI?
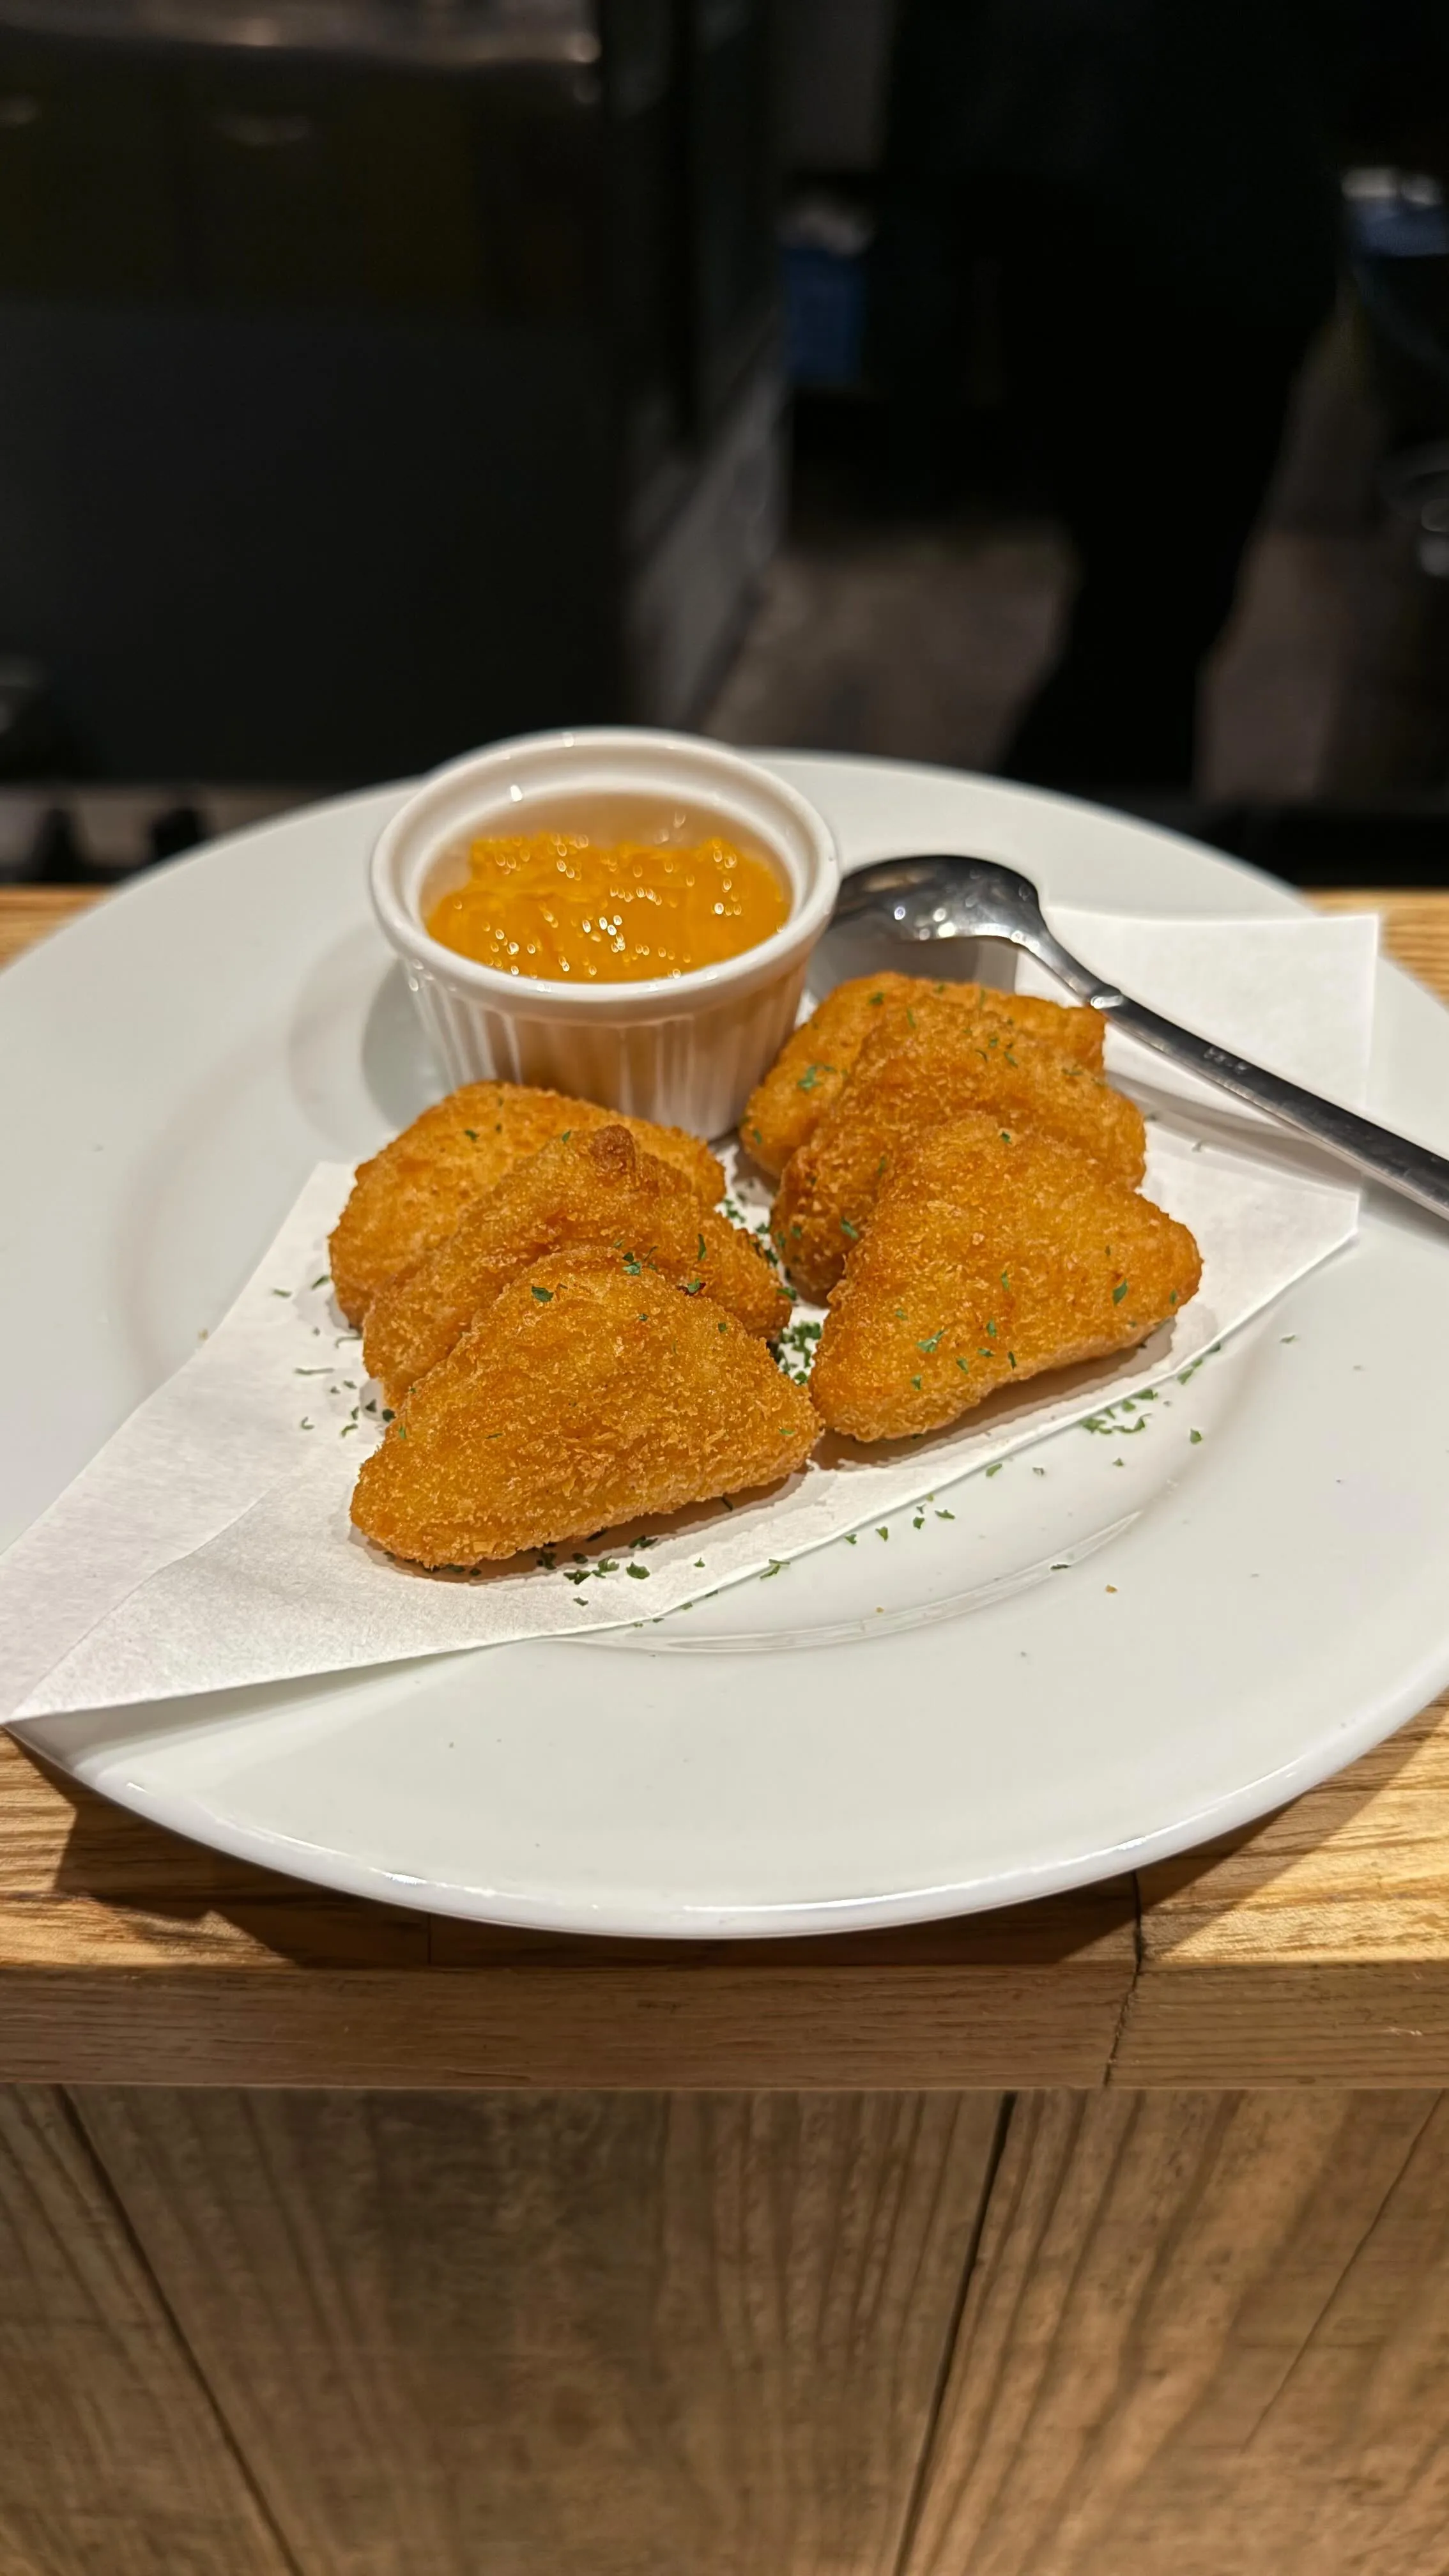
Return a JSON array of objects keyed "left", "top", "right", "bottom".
[{"left": 3, "top": 881, "right": 1448, "bottom": 2091}]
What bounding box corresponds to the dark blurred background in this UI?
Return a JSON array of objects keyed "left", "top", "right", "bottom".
[{"left": 0, "top": 0, "right": 1447, "bottom": 885}]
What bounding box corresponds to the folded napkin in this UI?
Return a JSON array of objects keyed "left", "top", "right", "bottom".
[{"left": 0, "top": 910, "right": 1377, "bottom": 1721}]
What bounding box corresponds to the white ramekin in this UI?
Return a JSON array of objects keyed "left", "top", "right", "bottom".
[{"left": 370, "top": 728, "right": 839, "bottom": 1138}]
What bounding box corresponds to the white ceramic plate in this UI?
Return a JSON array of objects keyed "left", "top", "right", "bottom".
[{"left": 6, "top": 757, "right": 1449, "bottom": 1935}]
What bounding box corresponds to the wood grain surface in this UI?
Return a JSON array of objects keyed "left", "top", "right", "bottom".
[
  {"left": 3, "top": 885, "right": 1449, "bottom": 2089},
  {"left": 73, "top": 2088, "right": 1006, "bottom": 2576},
  {"left": 0, "top": 886, "right": 98, "bottom": 968},
  {"left": 0, "top": 2087, "right": 291, "bottom": 2576},
  {"left": 901, "top": 2087, "right": 1449, "bottom": 2576}
]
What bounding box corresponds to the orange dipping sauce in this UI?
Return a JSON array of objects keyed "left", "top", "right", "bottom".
[{"left": 425, "top": 831, "right": 790, "bottom": 983}]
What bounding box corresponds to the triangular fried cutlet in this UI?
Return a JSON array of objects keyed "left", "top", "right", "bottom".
[
  {"left": 329, "top": 1081, "right": 724, "bottom": 1322},
  {"left": 362, "top": 1124, "right": 790, "bottom": 1404},
  {"left": 351, "top": 1255, "right": 819, "bottom": 1566},
  {"left": 772, "top": 991, "right": 1146, "bottom": 1300},
  {"left": 809, "top": 1114, "right": 1201, "bottom": 1441},
  {"left": 741, "top": 972, "right": 1104, "bottom": 1176}
]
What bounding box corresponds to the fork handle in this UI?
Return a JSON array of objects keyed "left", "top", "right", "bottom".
[{"left": 1043, "top": 954, "right": 1449, "bottom": 1223}]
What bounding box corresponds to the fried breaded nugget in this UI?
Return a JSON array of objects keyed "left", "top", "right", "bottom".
[
  {"left": 741, "top": 972, "right": 1105, "bottom": 1176},
  {"left": 809, "top": 1114, "right": 1200, "bottom": 1441},
  {"left": 351, "top": 1256, "right": 819, "bottom": 1565},
  {"left": 329, "top": 1082, "right": 725, "bottom": 1322},
  {"left": 362, "top": 1124, "right": 790, "bottom": 1403},
  {"left": 772, "top": 994, "right": 1146, "bottom": 1300}
]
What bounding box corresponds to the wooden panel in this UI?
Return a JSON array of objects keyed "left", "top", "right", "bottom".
[
  {"left": 903, "top": 2088, "right": 1449, "bottom": 2576},
  {"left": 0, "top": 2086, "right": 290, "bottom": 2576},
  {"left": 75, "top": 2088, "right": 1004, "bottom": 2576},
  {"left": 1121, "top": 1693, "right": 1449, "bottom": 2085},
  {"left": 0, "top": 1952, "right": 1131, "bottom": 2089}
]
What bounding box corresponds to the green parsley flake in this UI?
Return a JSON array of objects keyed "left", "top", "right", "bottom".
[
  {"left": 985, "top": 1460, "right": 1003, "bottom": 1477},
  {"left": 1190, "top": 1428, "right": 1203, "bottom": 1444},
  {"left": 1112, "top": 1281, "right": 1129, "bottom": 1305},
  {"left": 626, "top": 1564, "right": 650, "bottom": 1581},
  {"left": 841, "top": 1216, "right": 859, "bottom": 1239},
  {"left": 917, "top": 1330, "right": 944, "bottom": 1353},
  {"left": 531, "top": 1284, "right": 554, "bottom": 1303}
]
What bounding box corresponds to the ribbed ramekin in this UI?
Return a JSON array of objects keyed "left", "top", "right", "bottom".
[{"left": 369, "top": 728, "right": 839, "bottom": 1138}]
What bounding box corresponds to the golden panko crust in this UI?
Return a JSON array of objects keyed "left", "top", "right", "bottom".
[
  {"left": 772, "top": 994, "right": 1145, "bottom": 1300},
  {"left": 740, "top": 972, "right": 1104, "bottom": 1177},
  {"left": 809, "top": 1114, "right": 1201, "bottom": 1441},
  {"left": 362, "top": 1124, "right": 790, "bottom": 1403},
  {"left": 328, "top": 1081, "right": 724, "bottom": 1322},
  {"left": 351, "top": 1255, "right": 820, "bottom": 1566}
]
